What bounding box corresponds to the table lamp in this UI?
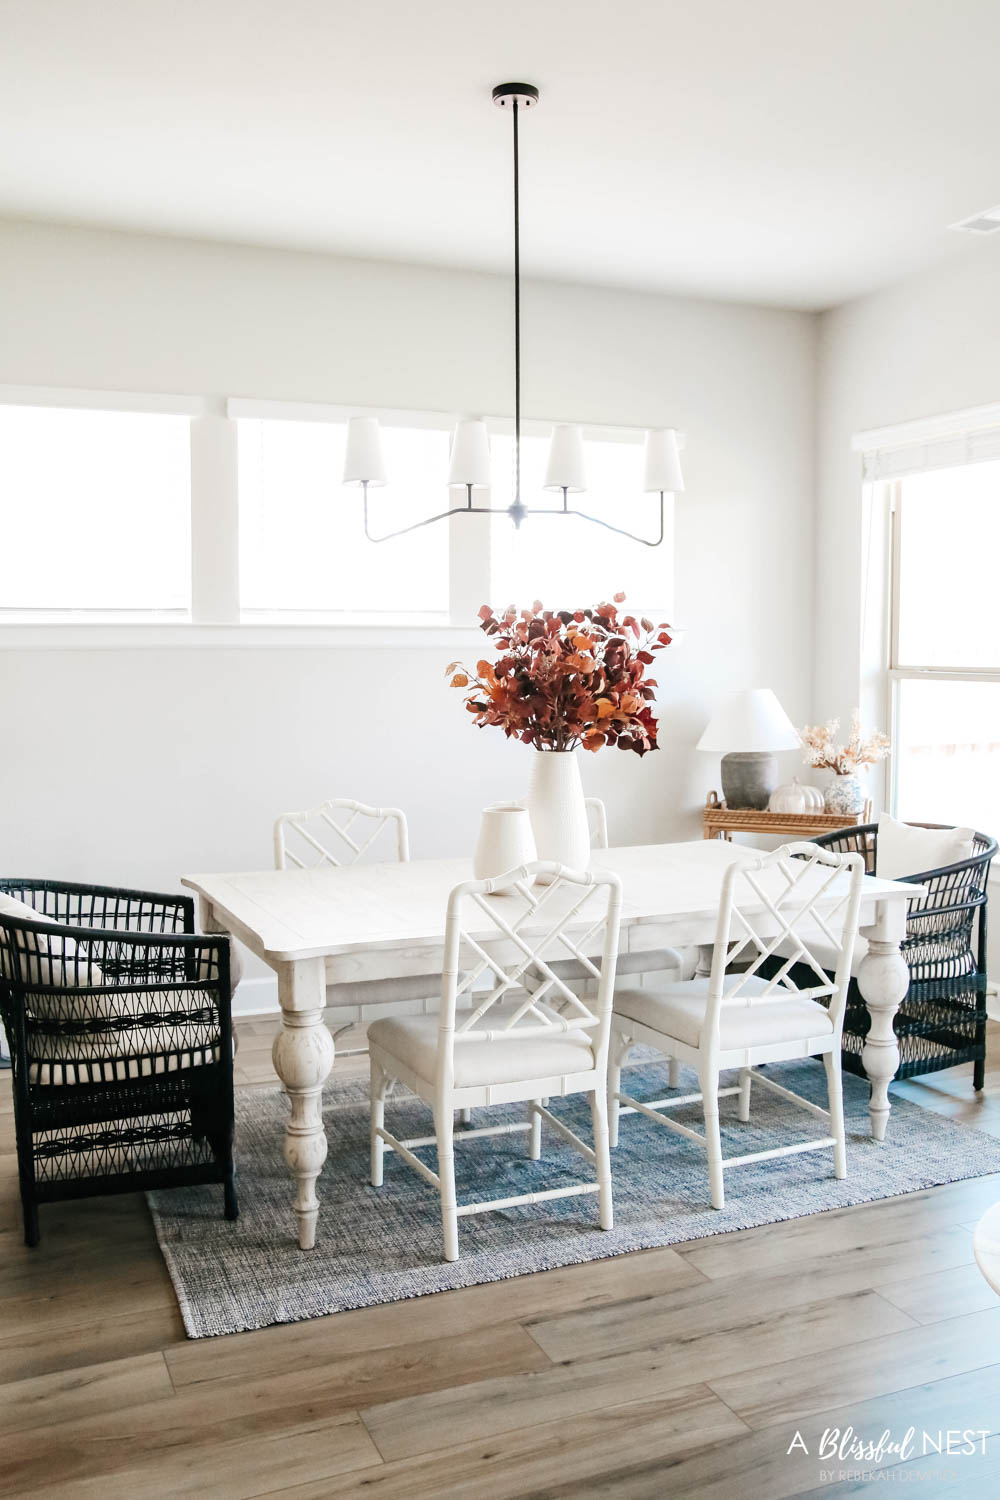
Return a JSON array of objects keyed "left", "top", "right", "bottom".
[{"left": 696, "top": 689, "right": 801, "bottom": 810}]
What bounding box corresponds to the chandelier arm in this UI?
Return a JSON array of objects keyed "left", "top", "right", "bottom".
[
  {"left": 567, "top": 491, "right": 666, "bottom": 548},
  {"left": 364, "top": 495, "right": 594, "bottom": 544},
  {"left": 363, "top": 487, "right": 474, "bottom": 544},
  {"left": 363, "top": 486, "right": 569, "bottom": 543}
]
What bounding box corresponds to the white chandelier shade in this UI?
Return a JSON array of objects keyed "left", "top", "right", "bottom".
[
  {"left": 448, "top": 417, "right": 492, "bottom": 488},
  {"left": 544, "top": 423, "right": 587, "bottom": 493},
  {"left": 343, "top": 416, "right": 387, "bottom": 487},
  {"left": 345, "top": 412, "right": 686, "bottom": 515},
  {"left": 643, "top": 428, "right": 685, "bottom": 495}
]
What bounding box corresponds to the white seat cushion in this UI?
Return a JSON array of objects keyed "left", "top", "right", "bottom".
[
  {"left": 526, "top": 948, "right": 684, "bottom": 989},
  {"left": 613, "top": 976, "right": 835, "bottom": 1052},
  {"left": 369, "top": 1003, "right": 596, "bottom": 1089},
  {"left": 325, "top": 972, "right": 448, "bottom": 1009},
  {"left": 773, "top": 925, "right": 867, "bottom": 978},
  {"left": 28, "top": 1013, "right": 223, "bottom": 1087}
]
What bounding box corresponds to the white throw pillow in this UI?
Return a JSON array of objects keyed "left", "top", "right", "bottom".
[
  {"left": 876, "top": 813, "right": 975, "bottom": 881},
  {"left": 0, "top": 892, "right": 105, "bottom": 987}
]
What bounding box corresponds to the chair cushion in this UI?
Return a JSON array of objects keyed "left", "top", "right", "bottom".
[
  {"left": 876, "top": 813, "right": 975, "bottom": 881},
  {"left": 27, "top": 1019, "right": 223, "bottom": 1087},
  {"left": 1, "top": 895, "right": 241, "bottom": 1004},
  {"left": 369, "top": 1003, "right": 596, "bottom": 1088},
  {"left": 0, "top": 894, "right": 106, "bottom": 989},
  {"left": 325, "top": 971, "right": 447, "bottom": 1009},
  {"left": 526, "top": 948, "right": 685, "bottom": 989},
  {"left": 773, "top": 926, "right": 867, "bottom": 978},
  {"left": 613, "top": 977, "right": 835, "bottom": 1052}
]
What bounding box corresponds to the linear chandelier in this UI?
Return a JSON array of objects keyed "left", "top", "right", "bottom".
[{"left": 343, "top": 82, "right": 684, "bottom": 547}]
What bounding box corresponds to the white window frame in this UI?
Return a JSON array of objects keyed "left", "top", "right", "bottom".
[
  {"left": 853, "top": 405, "right": 1000, "bottom": 821},
  {"left": 0, "top": 387, "right": 672, "bottom": 650}
]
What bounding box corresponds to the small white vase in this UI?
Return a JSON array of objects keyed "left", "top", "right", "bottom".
[
  {"left": 473, "top": 805, "right": 537, "bottom": 881},
  {"left": 824, "top": 773, "right": 864, "bottom": 816},
  {"left": 526, "top": 750, "right": 591, "bottom": 879}
]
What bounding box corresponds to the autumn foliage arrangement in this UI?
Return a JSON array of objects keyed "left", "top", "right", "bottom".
[{"left": 447, "top": 596, "right": 674, "bottom": 755}]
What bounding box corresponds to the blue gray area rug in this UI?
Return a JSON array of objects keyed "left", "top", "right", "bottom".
[{"left": 148, "top": 1058, "right": 1000, "bottom": 1338}]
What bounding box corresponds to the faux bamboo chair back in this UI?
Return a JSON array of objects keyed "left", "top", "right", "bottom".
[
  {"left": 585, "top": 797, "right": 609, "bottom": 850},
  {"left": 706, "top": 843, "right": 865, "bottom": 1041},
  {"left": 274, "top": 798, "right": 409, "bottom": 870},
  {"left": 437, "top": 861, "right": 623, "bottom": 1086}
]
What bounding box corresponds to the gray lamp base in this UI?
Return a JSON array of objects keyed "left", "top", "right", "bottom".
[{"left": 720, "top": 751, "right": 778, "bottom": 811}]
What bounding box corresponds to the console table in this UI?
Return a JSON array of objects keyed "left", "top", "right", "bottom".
[{"left": 702, "top": 790, "right": 873, "bottom": 842}]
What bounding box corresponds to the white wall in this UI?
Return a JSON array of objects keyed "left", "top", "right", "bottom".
[
  {"left": 0, "top": 220, "right": 816, "bottom": 973},
  {"left": 816, "top": 242, "right": 1000, "bottom": 724},
  {"left": 816, "top": 242, "right": 1000, "bottom": 981}
]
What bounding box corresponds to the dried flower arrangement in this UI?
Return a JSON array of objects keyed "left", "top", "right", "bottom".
[
  {"left": 799, "top": 711, "right": 891, "bottom": 775},
  {"left": 447, "top": 595, "right": 674, "bottom": 755}
]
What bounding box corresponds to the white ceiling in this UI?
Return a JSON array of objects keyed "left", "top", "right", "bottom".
[{"left": 3, "top": 0, "right": 1000, "bottom": 309}]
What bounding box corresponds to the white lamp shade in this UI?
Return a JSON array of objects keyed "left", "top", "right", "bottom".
[
  {"left": 644, "top": 428, "right": 685, "bottom": 494},
  {"left": 696, "top": 689, "right": 801, "bottom": 752},
  {"left": 448, "top": 417, "right": 491, "bottom": 488},
  {"left": 544, "top": 423, "right": 586, "bottom": 492},
  {"left": 343, "top": 416, "right": 387, "bottom": 487}
]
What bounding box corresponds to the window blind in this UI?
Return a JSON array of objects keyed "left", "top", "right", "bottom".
[{"left": 854, "top": 402, "right": 1000, "bottom": 481}]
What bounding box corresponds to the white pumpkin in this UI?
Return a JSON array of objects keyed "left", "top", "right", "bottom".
[
  {"left": 800, "top": 782, "right": 825, "bottom": 811},
  {"left": 768, "top": 778, "right": 814, "bottom": 814}
]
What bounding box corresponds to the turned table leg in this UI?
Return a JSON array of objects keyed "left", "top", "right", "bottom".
[
  {"left": 857, "top": 896, "right": 910, "bottom": 1143},
  {"left": 272, "top": 957, "right": 335, "bottom": 1250}
]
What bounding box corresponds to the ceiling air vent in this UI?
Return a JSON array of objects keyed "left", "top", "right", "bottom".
[{"left": 950, "top": 205, "right": 1000, "bottom": 234}]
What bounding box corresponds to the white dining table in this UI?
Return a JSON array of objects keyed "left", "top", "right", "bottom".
[{"left": 183, "top": 840, "right": 924, "bottom": 1250}]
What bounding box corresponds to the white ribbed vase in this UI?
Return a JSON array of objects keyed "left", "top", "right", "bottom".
[{"left": 526, "top": 750, "right": 590, "bottom": 879}]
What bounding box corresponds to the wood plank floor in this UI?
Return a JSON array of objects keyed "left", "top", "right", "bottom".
[{"left": 2, "top": 1017, "right": 1000, "bottom": 1498}]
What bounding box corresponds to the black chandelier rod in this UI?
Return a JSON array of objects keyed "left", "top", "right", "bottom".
[{"left": 512, "top": 95, "right": 523, "bottom": 522}]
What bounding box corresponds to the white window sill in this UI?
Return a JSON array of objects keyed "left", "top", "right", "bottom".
[{"left": 0, "top": 621, "right": 486, "bottom": 650}]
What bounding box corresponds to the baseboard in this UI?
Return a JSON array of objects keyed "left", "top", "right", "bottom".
[{"left": 232, "top": 976, "right": 280, "bottom": 1018}]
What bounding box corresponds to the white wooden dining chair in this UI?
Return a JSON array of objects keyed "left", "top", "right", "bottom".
[
  {"left": 513, "top": 795, "right": 682, "bottom": 987},
  {"left": 608, "top": 842, "right": 865, "bottom": 1209},
  {"left": 273, "top": 797, "right": 409, "bottom": 870},
  {"left": 368, "top": 860, "right": 623, "bottom": 1262},
  {"left": 522, "top": 792, "right": 685, "bottom": 1092},
  {"left": 585, "top": 797, "right": 609, "bottom": 850},
  {"left": 273, "top": 798, "right": 424, "bottom": 1060}
]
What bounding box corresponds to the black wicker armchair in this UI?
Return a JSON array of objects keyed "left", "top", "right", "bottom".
[
  {"left": 0, "top": 878, "right": 237, "bottom": 1246},
  {"left": 804, "top": 824, "right": 996, "bottom": 1088}
]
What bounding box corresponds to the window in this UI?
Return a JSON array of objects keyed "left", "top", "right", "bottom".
[
  {"left": 888, "top": 458, "right": 1000, "bottom": 835},
  {"left": 489, "top": 433, "right": 672, "bottom": 612},
  {"left": 238, "top": 417, "right": 450, "bottom": 621},
  {"left": 0, "top": 404, "right": 191, "bottom": 619},
  {"left": 0, "top": 392, "right": 676, "bottom": 637}
]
